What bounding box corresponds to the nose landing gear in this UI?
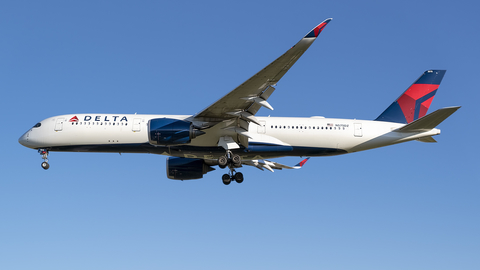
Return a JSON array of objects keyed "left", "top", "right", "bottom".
[{"left": 38, "top": 149, "right": 49, "bottom": 170}]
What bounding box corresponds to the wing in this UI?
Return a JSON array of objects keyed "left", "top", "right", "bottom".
[
  {"left": 242, "top": 158, "right": 310, "bottom": 172},
  {"left": 193, "top": 19, "right": 332, "bottom": 148}
]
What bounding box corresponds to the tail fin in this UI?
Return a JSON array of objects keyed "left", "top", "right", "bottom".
[{"left": 375, "top": 70, "right": 446, "bottom": 124}]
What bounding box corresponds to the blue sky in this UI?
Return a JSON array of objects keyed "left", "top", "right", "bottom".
[{"left": 1, "top": 0, "right": 479, "bottom": 269}]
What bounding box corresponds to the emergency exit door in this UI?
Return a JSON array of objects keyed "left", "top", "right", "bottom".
[
  {"left": 54, "top": 118, "right": 64, "bottom": 131},
  {"left": 132, "top": 118, "right": 142, "bottom": 132}
]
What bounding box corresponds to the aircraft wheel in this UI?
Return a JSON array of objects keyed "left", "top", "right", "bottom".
[
  {"left": 218, "top": 156, "right": 228, "bottom": 168},
  {"left": 234, "top": 172, "right": 244, "bottom": 183},
  {"left": 222, "top": 174, "right": 231, "bottom": 185},
  {"left": 232, "top": 154, "right": 242, "bottom": 167},
  {"left": 41, "top": 162, "right": 50, "bottom": 170}
]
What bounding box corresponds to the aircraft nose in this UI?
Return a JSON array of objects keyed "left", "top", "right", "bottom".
[{"left": 18, "top": 131, "right": 34, "bottom": 148}]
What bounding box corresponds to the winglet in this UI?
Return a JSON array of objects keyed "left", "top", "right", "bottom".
[
  {"left": 304, "top": 18, "right": 332, "bottom": 38},
  {"left": 293, "top": 157, "right": 310, "bottom": 169}
]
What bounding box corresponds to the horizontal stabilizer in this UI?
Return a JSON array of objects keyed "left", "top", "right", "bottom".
[{"left": 396, "top": 106, "right": 460, "bottom": 132}]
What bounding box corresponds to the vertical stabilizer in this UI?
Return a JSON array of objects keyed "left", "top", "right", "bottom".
[{"left": 375, "top": 70, "right": 446, "bottom": 124}]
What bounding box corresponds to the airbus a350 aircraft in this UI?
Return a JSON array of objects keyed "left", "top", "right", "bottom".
[{"left": 19, "top": 18, "right": 460, "bottom": 185}]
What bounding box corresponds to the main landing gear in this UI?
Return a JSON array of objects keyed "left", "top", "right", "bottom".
[
  {"left": 222, "top": 171, "right": 244, "bottom": 185},
  {"left": 218, "top": 151, "right": 244, "bottom": 185},
  {"left": 39, "top": 149, "right": 50, "bottom": 170}
]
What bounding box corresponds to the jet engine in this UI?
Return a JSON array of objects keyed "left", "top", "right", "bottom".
[
  {"left": 166, "top": 157, "right": 215, "bottom": 180},
  {"left": 148, "top": 118, "right": 204, "bottom": 145}
]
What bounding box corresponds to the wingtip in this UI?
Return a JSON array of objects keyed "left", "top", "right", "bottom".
[
  {"left": 294, "top": 157, "right": 310, "bottom": 168},
  {"left": 304, "top": 18, "right": 333, "bottom": 38},
  {"left": 445, "top": 105, "right": 461, "bottom": 110}
]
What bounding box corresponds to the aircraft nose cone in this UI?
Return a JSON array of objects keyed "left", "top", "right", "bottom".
[
  {"left": 18, "top": 131, "right": 33, "bottom": 148},
  {"left": 19, "top": 133, "right": 27, "bottom": 146}
]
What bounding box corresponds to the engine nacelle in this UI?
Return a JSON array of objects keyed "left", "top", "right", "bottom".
[
  {"left": 148, "top": 118, "right": 204, "bottom": 145},
  {"left": 166, "top": 157, "right": 215, "bottom": 180}
]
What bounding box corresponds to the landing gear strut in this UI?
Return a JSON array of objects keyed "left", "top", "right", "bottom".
[
  {"left": 219, "top": 151, "right": 243, "bottom": 185},
  {"left": 39, "top": 149, "right": 49, "bottom": 170}
]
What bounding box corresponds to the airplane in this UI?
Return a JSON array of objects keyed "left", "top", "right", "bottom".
[{"left": 18, "top": 18, "right": 460, "bottom": 185}]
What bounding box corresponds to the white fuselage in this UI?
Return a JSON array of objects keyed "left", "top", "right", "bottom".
[{"left": 19, "top": 113, "right": 441, "bottom": 160}]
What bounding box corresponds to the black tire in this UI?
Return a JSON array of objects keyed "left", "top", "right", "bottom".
[
  {"left": 222, "top": 174, "right": 231, "bottom": 185},
  {"left": 218, "top": 156, "right": 228, "bottom": 168},
  {"left": 232, "top": 155, "right": 242, "bottom": 167},
  {"left": 234, "top": 172, "right": 244, "bottom": 183},
  {"left": 41, "top": 162, "right": 50, "bottom": 170}
]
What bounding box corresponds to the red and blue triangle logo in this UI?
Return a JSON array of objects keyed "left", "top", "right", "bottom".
[{"left": 69, "top": 116, "right": 79, "bottom": 122}]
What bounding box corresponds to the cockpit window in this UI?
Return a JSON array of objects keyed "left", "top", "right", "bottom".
[{"left": 33, "top": 123, "right": 41, "bottom": 128}]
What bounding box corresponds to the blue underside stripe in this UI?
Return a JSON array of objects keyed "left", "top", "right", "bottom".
[{"left": 45, "top": 143, "right": 347, "bottom": 158}]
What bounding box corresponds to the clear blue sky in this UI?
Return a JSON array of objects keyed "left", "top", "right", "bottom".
[{"left": 1, "top": 0, "right": 479, "bottom": 269}]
